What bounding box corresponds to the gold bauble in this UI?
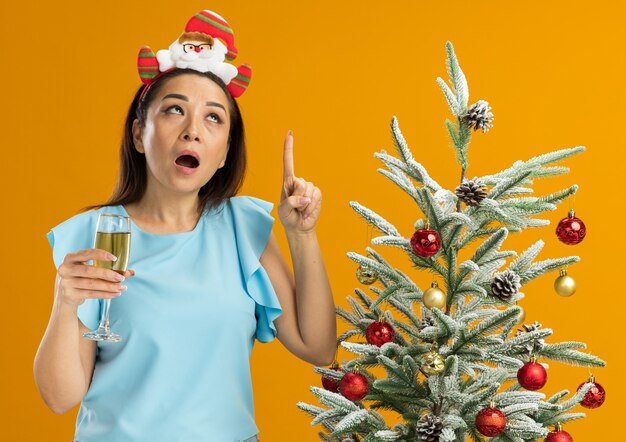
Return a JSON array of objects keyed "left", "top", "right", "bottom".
[
  {"left": 423, "top": 281, "right": 446, "bottom": 310},
  {"left": 516, "top": 303, "right": 525, "bottom": 323},
  {"left": 419, "top": 351, "right": 445, "bottom": 376},
  {"left": 554, "top": 269, "right": 576, "bottom": 297},
  {"left": 356, "top": 265, "right": 378, "bottom": 285}
]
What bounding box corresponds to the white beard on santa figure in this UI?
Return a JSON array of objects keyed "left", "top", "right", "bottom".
[{"left": 155, "top": 38, "right": 238, "bottom": 85}]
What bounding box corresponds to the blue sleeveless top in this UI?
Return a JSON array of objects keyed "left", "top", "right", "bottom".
[{"left": 45, "top": 196, "right": 283, "bottom": 442}]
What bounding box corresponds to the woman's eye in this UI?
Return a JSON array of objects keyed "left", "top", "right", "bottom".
[
  {"left": 166, "top": 105, "right": 183, "bottom": 114},
  {"left": 164, "top": 106, "right": 220, "bottom": 123}
]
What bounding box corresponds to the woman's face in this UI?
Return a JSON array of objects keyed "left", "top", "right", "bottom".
[{"left": 132, "top": 74, "right": 231, "bottom": 197}]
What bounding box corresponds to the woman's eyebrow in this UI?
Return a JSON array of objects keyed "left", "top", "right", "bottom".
[
  {"left": 205, "top": 102, "right": 226, "bottom": 111},
  {"left": 161, "top": 93, "right": 226, "bottom": 111}
]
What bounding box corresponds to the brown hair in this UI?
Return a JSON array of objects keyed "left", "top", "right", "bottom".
[
  {"left": 82, "top": 68, "right": 246, "bottom": 215},
  {"left": 178, "top": 31, "right": 214, "bottom": 46}
]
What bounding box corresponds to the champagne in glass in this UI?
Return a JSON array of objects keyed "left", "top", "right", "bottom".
[
  {"left": 83, "top": 213, "right": 131, "bottom": 342},
  {"left": 94, "top": 232, "right": 131, "bottom": 275}
]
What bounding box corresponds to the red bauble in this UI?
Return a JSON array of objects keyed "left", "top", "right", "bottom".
[
  {"left": 517, "top": 359, "right": 548, "bottom": 391},
  {"left": 321, "top": 364, "right": 342, "bottom": 393},
  {"left": 577, "top": 377, "right": 606, "bottom": 409},
  {"left": 338, "top": 372, "right": 369, "bottom": 401},
  {"left": 555, "top": 209, "right": 586, "bottom": 245},
  {"left": 411, "top": 227, "right": 442, "bottom": 258},
  {"left": 545, "top": 429, "right": 574, "bottom": 442},
  {"left": 365, "top": 320, "right": 396, "bottom": 347},
  {"left": 475, "top": 405, "right": 506, "bottom": 437}
]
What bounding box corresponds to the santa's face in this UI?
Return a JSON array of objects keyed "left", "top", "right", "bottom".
[
  {"left": 169, "top": 37, "right": 228, "bottom": 63},
  {"left": 132, "top": 74, "right": 231, "bottom": 197}
]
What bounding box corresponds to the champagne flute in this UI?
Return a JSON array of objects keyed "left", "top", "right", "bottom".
[{"left": 83, "top": 213, "right": 131, "bottom": 342}]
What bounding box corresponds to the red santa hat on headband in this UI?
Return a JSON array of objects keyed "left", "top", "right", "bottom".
[
  {"left": 184, "top": 10, "right": 238, "bottom": 61},
  {"left": 137, "top": 9, "right": 251, "bottom": 98}
]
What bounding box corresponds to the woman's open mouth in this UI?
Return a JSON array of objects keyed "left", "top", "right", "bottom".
[{"left": 175, "top": 154, "right": 200, "bottom": 175}]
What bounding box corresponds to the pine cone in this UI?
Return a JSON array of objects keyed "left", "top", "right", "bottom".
[
  {"left": 420, "top": 315, "right": 435, "bottom": 330},
  {"left": 462, "top": 100, "right": 494, "bottom": 132},
  {"left": 519, "top": 321, "right": 542, "bottom": 333},
  {"left": 515, "top": 321, "right": 546, "bottom": 354},
  {"left": 490, "top": 270, "right": 521, "bottom": 301},
  {"left": 416, "top": 413, "right": 443, "bottom": 441},
  {"left": 455, "top": 177, "right": 488, "bottom": 206}
]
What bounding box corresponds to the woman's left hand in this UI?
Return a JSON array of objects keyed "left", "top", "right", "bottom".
[{"left": 278, "top": 130, "right": 322, "bottom": 234}]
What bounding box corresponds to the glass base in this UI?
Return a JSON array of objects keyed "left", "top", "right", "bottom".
[{"left": 83, "top": 327, "right": 122, "bottom": 342}]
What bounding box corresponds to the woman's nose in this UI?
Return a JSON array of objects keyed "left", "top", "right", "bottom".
[
  {"left": 180, "top": 115, "right": 201, "bottom": 142},
  {"left": 181, "top": 123, "right": 200, "bottom": 142},
  {"left": 182, "top": 130, "right": 200, "bottom": 142}
]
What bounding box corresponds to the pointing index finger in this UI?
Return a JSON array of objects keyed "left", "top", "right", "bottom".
[{"left": 283, "top": 129, "right": 295, "bottom": 181}]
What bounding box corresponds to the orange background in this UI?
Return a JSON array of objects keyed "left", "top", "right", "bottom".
[{"left": 2, "top": 0, "right": 624, "bottom": 440}]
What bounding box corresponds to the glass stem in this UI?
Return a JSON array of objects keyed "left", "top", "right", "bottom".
[{"left": 99, "top": 299, "right": 112, "bottom": 331}]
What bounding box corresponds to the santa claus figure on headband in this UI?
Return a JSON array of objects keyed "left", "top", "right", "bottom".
[
  {"left": 156, "top": 29, "right": 238, "bottom": 85},
  {"left": 137, "top": 9, "right": 251, "bottom": 98}
]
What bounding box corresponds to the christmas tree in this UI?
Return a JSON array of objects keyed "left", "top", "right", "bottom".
[{"left": 296, "top": 42, "right": 606, "bottom": 441}]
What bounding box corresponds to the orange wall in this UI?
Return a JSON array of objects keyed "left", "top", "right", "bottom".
[{"left": 3, "top": 1, "right": 623, "bottom": 440}]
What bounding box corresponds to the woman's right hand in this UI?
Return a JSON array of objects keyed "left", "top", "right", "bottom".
[{"left": 55, "top": 248, "right": 135, "bottom": 308}]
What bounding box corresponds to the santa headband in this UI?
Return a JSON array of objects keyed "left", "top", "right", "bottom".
[{"left": 136, "top": 9, "right": 252, "bottom": 101}]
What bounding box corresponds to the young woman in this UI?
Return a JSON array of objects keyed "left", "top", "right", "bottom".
[{"left": 34, "top": 10, "right": 336, "bottom": 442}]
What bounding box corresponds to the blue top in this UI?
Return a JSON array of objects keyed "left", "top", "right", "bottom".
[{"left": 45, "top": 196, "right": 283, "bottom": 442}]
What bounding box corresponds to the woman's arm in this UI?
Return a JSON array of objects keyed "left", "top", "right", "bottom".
[
  {"left": 34, "top": 249, "right": 133, "bottom": 413},
  {"left": 261, "top": 230, "right": 336, "bottom": 366},
  {"left": 265, "top": 130, "right": 337, "bottom": 366},
  {"left": 34, "top": 278, "right": 96, "bottom": 414}
]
